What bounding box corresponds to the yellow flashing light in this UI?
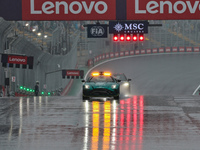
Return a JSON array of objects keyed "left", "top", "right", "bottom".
[
  {"left": 92, "top": 72, "right": 100, "bottom": 76},
  {"left": 104, "top": 72, "right": 111, "bottom": 76}
]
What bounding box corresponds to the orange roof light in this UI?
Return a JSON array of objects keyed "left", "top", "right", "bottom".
[
  {"left": 92, "top": 72, "right": 100, "bottom": 76},
  {"left": 104, "top": 72, "right": 111, "bottom": 76}
]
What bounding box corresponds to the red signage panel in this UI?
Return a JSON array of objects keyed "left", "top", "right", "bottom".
[
  {"left": 165, "top": 47, "right": 171, "bottom": 52},
  {"left": 22, "top": 0, "right": 116, "bottom": 20},
  {"left": 130, "top": 50, "right": 134, "bottom": 55},
  {"left": 172, "top": 47, "right": 178, "bottom": 52},
  {"left": 179, "top": 47, "right": 185, "bottom": 52},
  {"left": 102, "top": 54, "right": 105, "bottom": 59},
  {"left": 110, "top": 52, "right": 114, "bottom": 58},
  {"left": 125, "top": 51, "right": 129, "bottom": 56},
  {"left": 135, "top": 50, "right": 140, "bottom": 55},
  {"left": 106, "top": 53, "right": 110, "bottom": 58},
  {"left": 159, "top": 48, "right": 164, "bottom": 53},
  {"left": 120, "top": 52, "right": 124, "bottom": 56},
  {"left": 141, "top": 49, "right": 145, "bottom": 54},
  {"left": 186, "top": 47, "right": 192, "bottom": 52},
  {"left": 127, "top": 0, "right": 200, "bottom": 20},
  {"left": 194, "top": 47, "right": 200, "bottom": 52},
  {"left": 66, "top": 70, "right": 80, "bottom": 76},
  {"left": 115, "top": 52, "right": 119, "bottom": 57},
  {"left": 8, "top": 55, "right": 27, "bottom": 65},
  {"left": 152, "top": 48, "right": 157, "bottom": 53},
  {"left": 146, "top": 49, "right": 151, "bottom": 54}
]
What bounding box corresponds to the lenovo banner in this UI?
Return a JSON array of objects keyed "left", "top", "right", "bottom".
[
  {"left": 1, "top": 54, "right": 34, "bottom": 69},
  {"left": 22, "top": 0, "right": 116, "bottom": 20},
  {"left": 8, "top": 55, "right": 27, "bottom": 65},
  {"left": 1, "top": 0, "right": 200, "bottom": 20},
  {"left": 127, "top": 0, "right": 200, "bottom": 20},
  {"left": 66, "top": 70, "right": 80, "bottom": 76},
  {"left": 62, "top": 69, "right": 84, "bottom": 79}
]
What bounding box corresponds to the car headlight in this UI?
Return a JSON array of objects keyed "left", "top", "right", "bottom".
[
  {"left": 123, "top": 82, "right": 129, "bottom": 86},
  {"left": 84, "top": 85, "right": 90, "bottom": 89},
  {"left": 111, "top": 84, "right": 117, "bottom": 89}
]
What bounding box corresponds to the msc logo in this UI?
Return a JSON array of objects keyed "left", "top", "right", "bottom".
[{"left": 90, "top": 26, "right": 105, "bottom": 36}]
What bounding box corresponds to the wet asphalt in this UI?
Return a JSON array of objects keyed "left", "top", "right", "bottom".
[
  {"left": 1, "top": 54, "right": 200, "bottom": 150},
  {"left": 1, "top": 96, "right": 200, "bottom": 150}
]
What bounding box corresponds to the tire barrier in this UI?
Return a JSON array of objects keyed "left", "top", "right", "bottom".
[{"left": 87, "top": 47, "right": 200, "bottom": 67}]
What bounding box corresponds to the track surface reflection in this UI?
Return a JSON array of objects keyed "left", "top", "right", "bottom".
[
  {"left": 83, "top": 96, "right": 144, "bottom": 150},
  {"left": 1, "top": 95, "right": 200, "bottom": 150}
]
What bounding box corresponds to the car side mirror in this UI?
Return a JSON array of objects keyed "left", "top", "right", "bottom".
[
  {"left": 128, "top": 79, "right": 131, "bottom": 81},
  {"left": 82, "top": 80, "right": 85, "bottom": 82}
]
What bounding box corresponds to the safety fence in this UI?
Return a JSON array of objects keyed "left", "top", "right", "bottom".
[{"left": 87, "top": 47, "right": 200, "bottom": 67}]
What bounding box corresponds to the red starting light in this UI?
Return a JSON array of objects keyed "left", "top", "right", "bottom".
[
  {"left": 126, "top": 34, "right": 131, "bottom": 41},
  {"left": 139, "top": 34, "right": 144, "bottom": 41},
  {"left": 120, "top": 34, "right": 125, "bottom": 41},
  {"left": 133, "top": 34, "right": 137, "bottom": 41},
  {"left": 113, "top": 34, "right": 118, "bottom": 41}
]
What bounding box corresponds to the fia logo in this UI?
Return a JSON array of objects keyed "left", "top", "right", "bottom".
[{"left": 90, "top": 26, "right": 105, "bottom": 36}]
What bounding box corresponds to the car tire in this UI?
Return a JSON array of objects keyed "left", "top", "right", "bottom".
[
  {"left": 82, "top": 95, "right": 89, "bottom": 100},
  {"left": 114, "top": 95, "right": 119, "bottom": 100}
]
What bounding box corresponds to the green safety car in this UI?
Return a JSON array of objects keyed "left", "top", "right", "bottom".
[{"left": 82, "top": 72, "right": 120, "bottom": 100}]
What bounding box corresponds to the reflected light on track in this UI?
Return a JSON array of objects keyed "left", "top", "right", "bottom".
[
  {"left": 103, "top": 101, "right": 111, "bottom": 150},
  {"left": 84, "top": 100, "right": 90, "bottom": 150},
  {"left": 92, "top": 101, "right": 99, "bottom": 150},
  {"left": 111, "top": 100, "right": 117, "bottom": 150},
  {"left": 27, "top": 98, "right": 30, "bottom": 116},
  {"left": 139, "top": 96, "right": 144, "bottom": 150},
  {"left": 82, "top": 96, "right": 144, "bottom": 150}
]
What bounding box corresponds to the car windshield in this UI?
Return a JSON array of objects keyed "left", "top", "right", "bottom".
[
  {"left": 89, "top": 75, "right": 114, "bottom": 82},
  {"left": 113, "top": 74, "right": 127, "bottom": 81}
]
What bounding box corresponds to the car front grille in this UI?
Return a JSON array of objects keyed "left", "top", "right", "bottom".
[{"left": 90, "top": 89, "right": 115, "bottom": 97}]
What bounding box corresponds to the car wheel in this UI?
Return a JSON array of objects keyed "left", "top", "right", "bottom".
[
  {"left": 82, "top": 95, "right": 89, "bottom": 100},
  {"left": 114, "top": 95, "right": 119, "bottom": 100}
]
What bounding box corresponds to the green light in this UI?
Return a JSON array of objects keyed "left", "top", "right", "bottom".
[
  {"left": 33, "top": 90, "right": 35, "bottom": 92},
  {"left": 27, "top": 88, "right": 30, "bottom": 91},
  {"left": 30, "top": 89, "right": 33, "bottom": 92},
  {"left": 48, "top": 92, "right": 51, "bottom": 95},
  {"left": 41, "top": 92, "right": 44, "bottom": 95},
  {"left": 24, "top": 87, "right": 26, "bottom": 90},
  {"left": 20, "top": 86, "right": 23, "bottom": 89}
]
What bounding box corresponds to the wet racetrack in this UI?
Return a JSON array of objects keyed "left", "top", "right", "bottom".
[
  {"left": 1, "top": 54, "right": 200, "bottom": 150},
  {"left": 1, "top": 96, "right": 200, "bottom": 150}
]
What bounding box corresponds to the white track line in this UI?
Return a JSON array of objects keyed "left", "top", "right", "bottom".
[{"left": 192, "top": 85, "right": 200, "bottom": 95}]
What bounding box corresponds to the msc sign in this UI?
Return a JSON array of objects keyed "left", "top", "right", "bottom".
[
  {"left": 109, "top": 21, "right": 148, "bottom": 34},
  {"left": 87, "top": 24, "right": 108, "bottom": 38}
]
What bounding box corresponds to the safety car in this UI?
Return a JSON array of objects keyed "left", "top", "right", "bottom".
[{"left": 82, "top": 72, "right": 120, "bottom": 100}]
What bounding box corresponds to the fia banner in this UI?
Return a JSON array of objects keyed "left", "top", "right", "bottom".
[{"left": 87, "top": 24, "right": 108, "bottom": 38}]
